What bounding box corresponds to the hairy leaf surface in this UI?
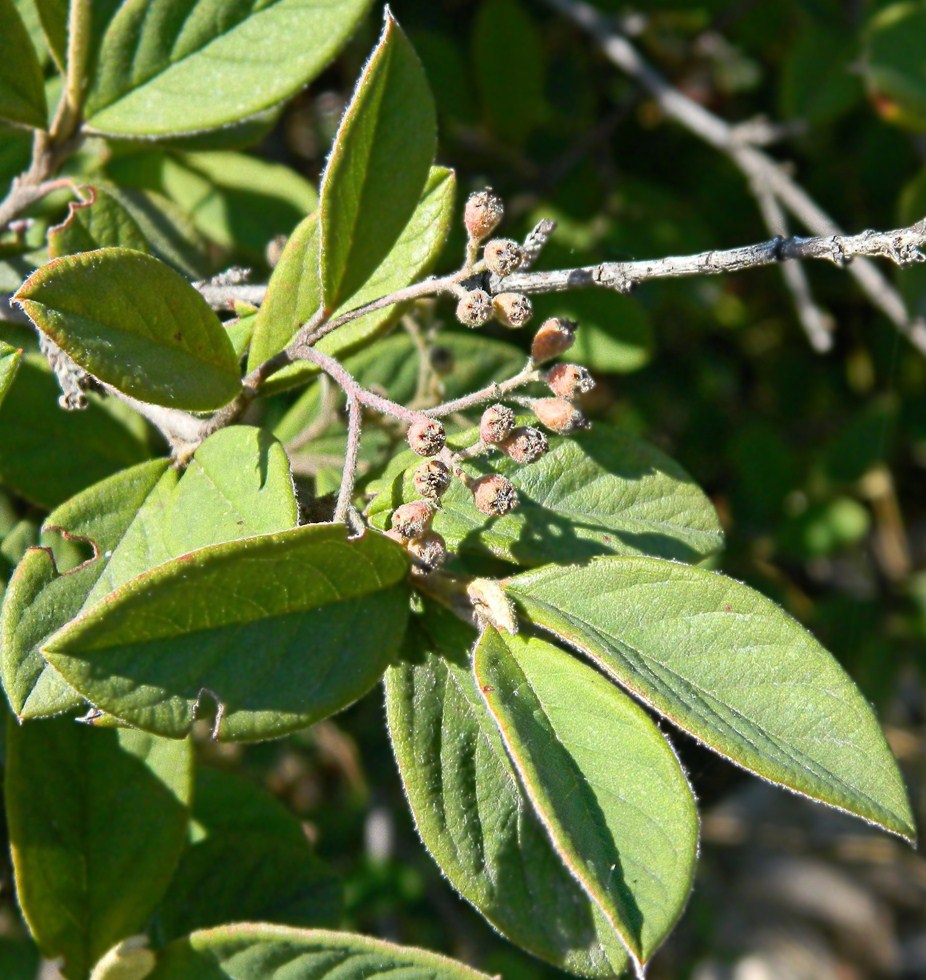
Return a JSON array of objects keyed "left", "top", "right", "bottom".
[
  {"left": 474, "top": 628, "right": 698, "bottom": 966},
  {"left": 0, "top": 0, "right": 46, "bottom": 128},
  {"left": 44, "top": 525, "right": 410, "bottom": 741},
  {"left": 15, "top": 249, "right": 241, "bottom": 410},
  {"left": 507, "top": 557, "right": 916, "bottom": 840}
]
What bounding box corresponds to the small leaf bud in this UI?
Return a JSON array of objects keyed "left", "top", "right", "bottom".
[
  {"left": 545, "top": 363, "right": 595, "bottom": 399},
  {"left": 464, "top": 189, "right": 504, "bottom": 242},
  {"left": 531, "top": 317, "right": 576, "bottom": 363},
  {"left": 391, "top": 500, "right": 434, "bottom": 540},
  {"left": 484, "top": 238, "right": 524, "bottom": 277},
  {"left": 429, "top": 345, "right": 454, "bottom": 376},
  {"left": 500, "top": 426, "right": 548, "bottom": 464},
  {"left": 456, "top": 289, "right": 493, "bottom": 328},
  {"left": 532, "top": 397, "right": 589, "bottom": 434},
  {"left": 479, "top": 403, "right": 516, "bottom": 445},
  {"left": 471, "top": 474, "right": 519, "bottom": 516},
  {"left": 468, "top": 578, "right": 519, "bottom": 635},
  {"left": 408, "top": 532, "right": 447, "bottom": 573},
  {"left": 407, "top": 416, "right": 445, "bottom": 457},
  {"left": 492, "top": 292, "right": 533, "bottom": 328},
  {"left": 413, "top": 459, "right": 452, "bottom": 501}
]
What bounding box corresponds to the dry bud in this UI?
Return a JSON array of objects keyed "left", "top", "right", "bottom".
[
  {"left": 408, "top": 532, "right": 448, "bottom": 573},
  {"left": 413, "top": 459, "right": 452, "bottom": 500},
  {"left": 479, "top": 403, "right": 516, "bottom": 444},
  {"left": 471, "top": 474, "right": 519, "bottom": 516},
  {"left": 500, "top": 426, "right": 548, "bottom": 464},
  {"left": 532, "top": 397, "right": 588, "bottom": 434},
  {"left": 492, "top": 292, "right": 533, "bottom": 328},
  {"left": 391, "top": 500, "right": 434, "bottom": 540},
  {"left": 456, "top": 289, "right": 493, "bottom": 328},
  {"left": 531, "top": 317, "right": 576, "bottom": 363},
  {"left": 545, "top": 363, "right": 595, "bottom": 400},
  {"left": 407, "top": 416, "right": 445, "bottom": 457},
  {"left": 484, "top": 238, "right": 523, "bottom": 277},
  {"left": 464, "top": 189, "right": 504, "bottom": 242}
]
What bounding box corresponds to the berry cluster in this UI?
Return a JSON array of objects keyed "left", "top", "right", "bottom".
[{"left": 385, "top": 190, "right": 596, "bottom": 575}]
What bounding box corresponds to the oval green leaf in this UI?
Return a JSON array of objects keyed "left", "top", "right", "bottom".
[
  {"left": 0, "top": 341, "right": 22, "bottom": 407},
  {"left": 0, "top": 0, "right": 46, "bottom": 128},
  {"left": 6, "top": 718, "right": 193, "bottom": 979},
  {"left": 507, "top": 557, "right": 916, "bottom": 841},
  {"left": 48, "top": 185, "right": 152, "bottom": 257},
  {"left": 83, "top": 0, "right": 372, "bottom": 136},
  {"left": 150, "top": 925, "right": 493, "bottom": 980},
  {"left": 474, "top": 628, "right": 698, "bottom": 967},
  {"left": 43, "top": 525, "right": 410, "bottom": 741},
  {"left": 369, "top": 423, "right": 724, "bottom": 567},
  {"left": 14, "top": 249, "right": 241, "bottom": 410},
  {"left": 319, "top": 13, "right": 436, "bottom": 311},
  {"left": 385, "top": 605, "right": 630, "bottom": 977}
]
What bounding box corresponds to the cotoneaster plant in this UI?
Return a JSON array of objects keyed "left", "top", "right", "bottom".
[{"left": 0, "top": 2, "right": 921, "bottom": 979}]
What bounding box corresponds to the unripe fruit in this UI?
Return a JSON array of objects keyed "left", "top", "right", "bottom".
[
  {"left": 500, "top": 426, "right": 548, "bottom": 464},
  {"left": 479, "top": 403, "right": 516, "bottom": 444},
  {"left": 456, "top": 289, "right": 493, "bottom": 328},
  {"left": 408, "top": 532, "right": 447, "bottom": 573},
  {"left": 531, "top": 317, "right": 576, "bottom": 363},
  {"left": 532, "top": 397, "right": 588, "bottom": 434},
  {"left": 464, "top": 189, "right": 504, "bottom": 242},
  {"left": 492, "top": 292, "right": 533, "bottom": 328},
  {"left": 545, "top": 363, "right": 595, "bottom": 399},
  {"left": 407, "top": 416, "right": 445, "bottom": 457},
  {"left": 391, "top": 500, "right": 434, "bottom": 540},
  {"left": 472, "top": 474, "right": 519, "bottom": 516},
  {"left": 484, "top": 238, "right": 524, "bottom": 277},
  {"left": 413, "top": 459, "right": 452, "bottom": 500}
]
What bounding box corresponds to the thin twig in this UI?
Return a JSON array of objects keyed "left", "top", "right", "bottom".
[
  {"left": 541, "top": 0, "right": 926, "bottom": 355},
  {"left": 334, "top": 395, "right": 362, "bottom": 524}
]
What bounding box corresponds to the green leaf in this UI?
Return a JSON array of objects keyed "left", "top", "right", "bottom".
[
  {"left": 48, "top": 185, "right": 152, "bottom": 257},
  {"left": 6, "top": 718, "right": 193, "bottom": 979},
  {"left": 31, "top": 0, "right": 67, "bottom": 70},
  {"left": 0, "top": 0, "right": 47, "bottom": 128},
  {"left": 150, "top": 925, "right": 493, "bottom": 979},
  {"left": 83, "top": 0, "right": 372, "bottom": 136},
  {"left": 156, "top": 768, "right": 342, "bottom": 941},
  {"left": 474, "top": 629, "right": 698, "bottom": 966},
  {"left": 250, "top": 166, "right": 455, "bottom": 389},
  {"left": 43, "top": 525, "right": 410, "bottom": 741},
  {"left": 369, "top": 423, "right": 724, "bottom": 567},
  {"left": 15, "top": 248, "right": 242, "bottom": 410},
  {"left": 864, "top": 2, "right": 926, "bottom": 130},
  {"left": 0, "top": 356, "right": 149, "bottom": 509},
  {"left": 4, "top": 427, "right": 297, "bottom": 719},
  {"left": 473, "top": 0, "right": 545, "bottom": 144},
  {"left": 779, "top": 24, "right": 861, "bottom": 126},
  {"left": 0, "top": 341, "right": 22, "bottom": 407},
  {"left": 507, "top": 557, "right": 916, "bottom": 841},
  {"left": 319, "top": 13, "right": 436, "bottom": 311},
  {"left": 385, "top": 605, "right": 630, "bottom": 977}
]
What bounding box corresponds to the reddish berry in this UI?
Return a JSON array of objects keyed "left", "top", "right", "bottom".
[
  {"left": 479, "top": 403, "right": 516, "bottom": 445},
  {"left": 408, "top": 532, "right": 447, "bottom": 573},
  {"left": 492, "top": 292, "right": 533, "bottom": 328},
  {"left": 532, "top": 397, "right": 588, "bottom": 434},
  {"left": 545, "top": 363, "right": 595, "bottom": 399},
  {"left": 500, "top": 426, "right": 548, "bottom": 464},
  {"left": 413, "top": 459, "right": 452, "bottom": 501},
  {"left": 484, "top": 239, "right": 523, "bottom": 277},
  {"left": 407, "top": 417, "right": 445, "bottom": 457},
  {"left": 531, "top": 317, "right": 576, "bottom": 363},
  {"left": 456, "top": 289, "right": 493, "bottom": 328},
  {"left": 471, "top": 474, "right": 519, "bottom": 516},
  {"left": 391, "top": 501, "right": 434, "bottom": 540},
  {"left": 464, "top": 189, "right": 504, "bottom": 242}
]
